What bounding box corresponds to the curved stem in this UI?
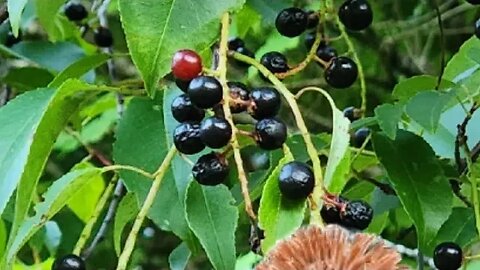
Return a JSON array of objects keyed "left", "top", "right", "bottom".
[
  {"left": 219, "top": 13, "right": 256, "bottom": 221},
  {"left": 115, "top": 146, "right": 177, "bottom": 270},
  {"left": 231, "top": 52, "right": 324, "bottom": 227},
  {"left": 102, "top": 165, "right": 154, "bottom": 179},
  {"left": 73, "top": 175, "right": 118, "bottom": 255}
]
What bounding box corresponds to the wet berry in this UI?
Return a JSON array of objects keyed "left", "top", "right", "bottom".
[
  {"left": 5, "top": 30, "right": 21, "bottom": 47},
  {"left": 275, "top": 7, "right": 308, "bottom": 37},
  {"left": 249, "top": 87, "right": 281, "bottom": 120},
  {"left": 192, "top": 152, "right": 229, "bottom": 186},
  {"left": 324, "top": 56, "right": 358, "bottom": 88},
  {"left": 278, "top": 162, "right": 314, "bottom": 200},
  {"left": 171, "top": 94, "right": 205, "bottom": 123},
  {"left": 171, "top": 49, "right": 203, "bottom": 81},
  {"left": 199, "top": 116, "right": 232, "bottom": 148},
  {"left": 175, "top": 79, "right": 191, "bottom": 93},
  {"left": 228, "top": 82, "right": 250, "bottom": 113},
  {"left": 64, "top": 3, "right": 88, "bottom": 21},
  {"left": 338, "top": 0, "right": 373, "bottom": 31},
  {"left": 260, "top": 51, "right": 289, "bottom": 74},
  {"left": 343, "top": 106, "right": 360, "bottom": 122},
  {"left": 228, "top": 37, "right": 245, "bottom": 51},
  {"left": 173, "top": 122, "right": 205, "bottom": 155},
  {"left": 187, "top": 76, "right": 223, "bottom": 109},
  {"left": 52, "top": 254, "right": 85, "bottom": 270},
  {"left": 93, "top": 27, "right": 113, "bottom": 48},
  {"left": 304, "top": 32, "right": 316, "bottom": 50},
  {"left": 433, "top": 242, "right": 463, "bottom": 270},
  {"left": 306, "top": 11, "right": 319, "bottom": 29},
  {"left": 254, "top": 118, "right": 287, "bottom": 150},
  {"left": 320, "top": 196, "right": 346, "bottom": 224},
  {"left": 340, "top": 200, "right": 373, "bottom": 230},
  {"left": 353, "top": 127, "right": 370, "bottom": 147},
  {"left": 316, "top": 42, "right": 337, "bottom": 63}
]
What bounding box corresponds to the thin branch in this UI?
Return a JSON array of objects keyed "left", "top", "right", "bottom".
[
  {"left": 449, "top": 179, "right": 472, "bottom": 207},
  {"left": 353, "top": 170, "right": 396, "bottom": 196},
  {"left": 383, "top": 240, "right": 436, "bottom": 269},
  {"left": 432, "top": 0, "right": 445, "bottom": 90},
  {"left": 455, "top": 103, "right": 479, "bottom": 173},
  {"left": 0, "top": 86, "right": 11, "bottom": 107}
]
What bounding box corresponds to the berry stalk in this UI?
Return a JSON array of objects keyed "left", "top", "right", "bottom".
[
  {"left": 218, "top": 12, "right": 256, "bottom": 220},
  {"left": 115, "top": 146, "right": 177, "bottom": 270},
  {"left": 230, "top": 51, "right": 324, "bottom": 227}
]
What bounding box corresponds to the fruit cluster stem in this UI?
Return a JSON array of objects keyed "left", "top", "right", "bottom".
[
  {"left": 231, "top": 52, "right": 324, "bottom": 227},
  {"left": 115, "top": 146, "right": 177, "bottom": 270},
  {"left": 218, "top": 12, "right": 257, "bottom": 221},
  {"left": 73, "top": 175, "right": 118, "bottom": 255}
]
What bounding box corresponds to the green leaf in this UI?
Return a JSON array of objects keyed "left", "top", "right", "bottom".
[
  {"left": 185, "top": 182, "right": 238, "bottom": 270},
  {"left": 49, "top": 54, "right": 110, "bottom": 87},
  {"left": 392, "top": 75, "right": 455, "bottom": 102},
  {"left": 0, "top": 219, "right": 6, "bottom": 256},
  {"left": 2, "top": 67, "right": 54, "bottom": 92},
  {"left": 258, "top": 148, "right": 306, "bottom": 253},
  {"left": 444, "top": 37, "right": 480, "bottom": 82},
  {"left": 118, "top": 0, "right": 245, "bottom": 95},
  {"left": 372, "top": 130, "right": 453, "bottom": 251},
  {"left": 374, "top": 103, "right": 403, "bottom": 140},
  {"left": 114, "top": 193, "right": 139, "bottom": 255},
  {"left": 5, "top": 168, "right": 102, "bottom": 265},
  {"left": 113, "top": 97, "right": 193, "bottom": 243},
  {"left": 7, "top": 0, "right": 28, "bottom": 36},
  {"left": 405, "top": 91, "right": 453, "bottom": 132},
  {"left": 35, "top": 0, "right": 76, "bottom": 42},
  {"left": 169, "top": 242, "right": 191, "bottom": 270},
  {"left": 433, "top": 207, "right": 478, "bottom": 252}
]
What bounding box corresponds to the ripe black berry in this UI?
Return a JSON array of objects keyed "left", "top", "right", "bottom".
[
  {"left": 306, "top": 11, "right": 319, "bottom": 29},
  {"left": 353, "top": 127, "right": 370, "bottom": 147},
  {"left": 320, "top": 196, "right": 346, "bottom": 224},
  {"left": 228, "top": 37, "right": 245, "bottom": 51},
  {"left": 228, "top": 82, "right": 250, "bottom": 113},
  {"left": 249, "top": 87, "right": 281, "bottom": 120},
  {"left": 64, "top": 3, "right": 88, "bottom": 21},
  {"left": 199, "top": 117, "right": 232, "bottom": 148},
  {"left": 93, "top": 27, "right": 113, "bottom": 48},
  {"left": 433, "top": 242, "right": 463, "bottom": 270},
  {"left": 467, "top": 0, "right": 480, "bottom": 4},
  {"left": 260, "top": 51, "right": 289, "bottom": 74},
  {"left": 343, "top": 106, "right": 360, "bottom": 122},
  {"left": 338, "top": 0, "right": 373, "bottom": 31},
  {"left": 275, "top": 8, "right": 308, "bottom": 37},
  {"left": 192, "top": 152, "right": 229, "bottom": 186},
  {"left": 324, "top": 57, "right": 358, "bottom": 88},
  {"left": 278, "top": 161, "right": 315, "bottom": 200},
  {"left": 340, "top": 200, "right": 373, "bottom": 230},
  {"left": 254, "top": 118, "right": 287, "bottom": 150},
  {"left": 475, "top": 18, "right": 480, "bottom": 39},
  {"left": 5, "top": 30, "right": 21, "bottom": 47},
  {"left": 171, "top": 49, "right": 203, "bottom": 81},
  {"left": 316, "top": 42, "right": 337, "bottom": 63},
  {"left": 304, "top": 32, "right": 316, "bottom": 50},
  {"left": 52, "top": 254, "right": 85, "bottom": 270},
  {"left": 173, "top": 122, "right": 205, "bottom": 155},
  {"left": 175, "top": 79, "right": 191, "bottom": 93},
  {"left": 187, "top": 76, "right": 223, "bottom": 109},
  {"left": 171, "top": 94, "right": 205, "bottom": 123}
]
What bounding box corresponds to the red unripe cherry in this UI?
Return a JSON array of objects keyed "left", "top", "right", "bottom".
[{"left": 171, "top": 49, "right": 203, "bottom": 81}]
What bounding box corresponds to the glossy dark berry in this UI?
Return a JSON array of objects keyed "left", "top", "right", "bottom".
[
  {"left": 228, "top": 37, "right": 245, "bottom": 51},
  {"left": 304, "top": 32, "right": 316, "bottom": 50},
  {"left": 343, "top": 106, "right": 360, "bottom": 122},
  {"left": 260, "top": 51, "right": 289, "bottom": 74},
  {"left": 228, "top": 82, "right": 250, "bottom": 113},
  {"left": 5, "top": 31, "right": 21, "bottom": 47},
  {"left": 93, "top": 27, "right": 113, "bottom": 48},
  {"left": 175, "top": 79, "right": 191, "bottom": 93},
  {"left": 353, "top": 127, "right": 370, "bottom": 147},
  {"left": 324, "top": 57, "right": 358, "bottom": 88},
  {"left": 187, "top": 76, "right": 223, "bottom": 109},
  {"left": 249, "top": 87, "right": 281, "bottom": 120},
  {"left": 278, "top": 161, "right": 315, "bottom": 200},
  {"left": 320, "top": 196, "right": 346, "bottom": 224},
  {"left": 316, "top": 42, "right": 337, "bottom": 63},
  {"left": 254, "top": 118, "right": 287, "bottom": 150},
  {"left": 466, "top": 0, "right": 480, "bottom": 4},
  {"left": 173, "top": 122, "right": 205, "bottom": 155},
  {"left": 171, "top": 94, "right": 205, "bottom": 123},
  {"left": 340, "top": 200, "right": 373, "bottom": 230},
  {"left": 275, "top": 7, "right": 308, "bottom": 37},
  {"left": 199, "top": 117, "right": 232, "bottom": 148},
  {"left": 171, "top": 49, "right": 203, "bottom": 81},
  {"left": 52, "top": 254, "right": 85, "bottom": 270},
  {"left": 306, "top": 11, "right": 319, "bottom": 29},
  {"left": 475, "top": 19, "right": 480, "bottom": 39},
  {"left": 192, "top": 152, "right": 229, "bottom": 186},
  {"left": 338, "top": 0, "right": 373, "bottom": 31},
  {"left": 433, "top": 242, "right": 463, "bottom": 270},
  {"left": 64, "top": 3, "right": 88, "bottom": 21}
]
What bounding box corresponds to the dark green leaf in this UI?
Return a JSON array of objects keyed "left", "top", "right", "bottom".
[
  {"left": 373, "top": 130, "right": 453, "bottom": 251},
  {"left": 405, "top": 91, "right": 453, "bottom": 132},
  {"left": 185, "top": 182, "right": 238, "bottom": 270},
  {"left": 374, "top": 103, "right": 403, "bottom": 139},
  {"left": 392, "top": 75, "right": 455, "bottom": 102},
  {"left": 114, "top": 193, "right": 139, "bottom": 255},
  {"left": 2, "top": 67, "right": 54, "bottom": 92},
  {"left": 433, "top": 207, "right": 477, "bottom": 252}
]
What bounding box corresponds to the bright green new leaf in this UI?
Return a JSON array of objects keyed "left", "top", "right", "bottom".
[
  {"left": 114, "top": 193, "right": 139, "bottom": 255},
  {"left": 373, "top": 130, "right": 453, "bottom": 251},
  {"left": 7, "top": 0, "right": 28, "bottom": 36},
  {"left": 35, "top": 0, "right": 76, "bottom": 42},
  {"left": 185, "top": 182, "right": 238, "bottom": 270},
  {"left": 374, "top": 103, "right": 403, "bottom": 140},
  {"left": 118, "top": 0, "right": 245, "bottom": 95}
]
